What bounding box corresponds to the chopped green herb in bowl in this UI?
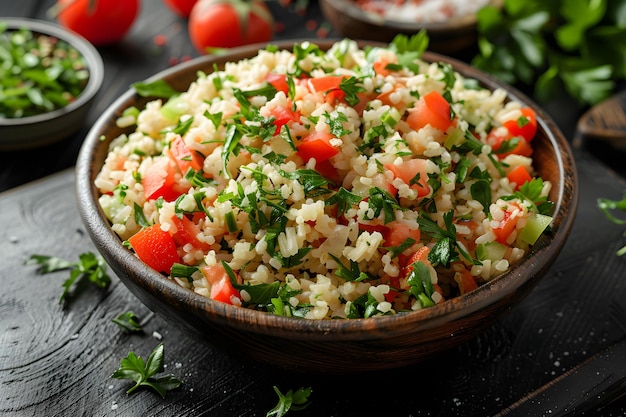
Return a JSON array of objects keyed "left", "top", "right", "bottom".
[
  {"left": 0, "top": 18, "right": 103, "bottom": 150},
  {"left": 0, "top": 23, "right": 89, "bottom": 118}
]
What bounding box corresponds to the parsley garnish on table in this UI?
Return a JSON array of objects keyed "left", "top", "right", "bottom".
[
  {"left": 597, "top": 193, "right": 626, "bottom": 255},
  {"left": 111, "top": 343, "right": 182, "bottom": 398},
  {"left": 25, "top": 252, "right": 111, "bottom": 305},
  {"left": 472, "top": 0, "right": 626, "bottom": 106},
  {"left": 266, "top": 386, "right": 312, "bottom": 417}
]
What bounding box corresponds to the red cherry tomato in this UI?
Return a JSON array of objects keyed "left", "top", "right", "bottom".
[
  {"left": 163, "top": 0, "right": 198, "bottom": 18},
  {"left": 188, "top": 0, "right": 274, "bottom": 54},
  {"left": 55, "top": 0, "right": 139, "bottom": 46}
]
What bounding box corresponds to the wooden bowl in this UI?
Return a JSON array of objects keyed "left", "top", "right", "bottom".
[
  {"left": 76, "top": 40, "right": 577, "bottom": 374},
  {"left": 319, "top": 0, "right": 501, "bottom": 54},
  {"left": 0, "top": 18, "right": 103, "bottom": 151}
]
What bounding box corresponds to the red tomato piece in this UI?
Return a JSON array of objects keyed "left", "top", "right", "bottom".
[
  {"left": 454, "top": 267, "right": 478, "bottom": 295},
  {"left": 503, "top": 107, "right": 537, "bottom": 142},
  {"left": 492, "top": 209, "right": 519, "bottom": 245},
  {"left": 142, "top": 157, "right": 182, "bottom": 202},
  {"left": 201, "top": 264, "right": 241, "bottom": 304},
  {"left": 488, "top": 130, "right": 534, "bottom": 158},
  {"left": 307, "top": 76, "right": 347, "bottom": 104},
  {"left": 163, "top": 0, "right": 198, "bottom": 17},
  {"left": 296, "top": 131, "right": 339, "bottom": 163},
  {"left": 401, "top": 246, "right": 431, "bottom": 278},
  {"left": 188, "top": 0, "right": 273, "bottom": 53},
  {"left": 314, "top": 159, "right": 341, "bottom": 183},
  {"left": 267, "top": 104, "right": 300, "bottom": 136},
  {"left": 406, "top": 91, "right": 455, "bottom": 132},
  {"left": 128, "top": 224, "right": 180, "bottom": 274},
  {"left": 170, "top": 135, "right": 204, "bottom": 175},
  {"left": 383, "top": 222, "right": 421, "bottom": 248},
  {"left": 384, "top": 159, "right": 431, "bottom": 197},
  {"left": 373, "top": 58, "right": 393, "bottom": 77},
  {"left": 265, "top": 73, "right": 290, "bottom": 95},
  {"left": 506, "top": 165, "right": 533, "bottom": 190},
  {"left": 170, "top": 215, "right": 211, "bottom": 251},
  {"left": 56, "top": 0, "right": 139, "bottom": 46}
]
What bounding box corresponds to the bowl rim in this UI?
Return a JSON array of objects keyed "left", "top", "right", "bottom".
[
  {"left": 320, "top": 0, "right": 503, "bottom": 32},
  {"left": 0, "top": 17, "right": 104, "bottom": 126},
  {"left": 76, "top": 39, "right": 577, "bottom": 340}
]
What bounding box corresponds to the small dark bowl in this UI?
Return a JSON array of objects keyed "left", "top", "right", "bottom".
[
  {"left": 76, "top": 40, "right": 577, "bottom": 374},
  {"left": 320, "top": 0, "right": 501, "bottom": 54},
  {"left": 0, "top": 18, "right": 103, "bottom": 151}
]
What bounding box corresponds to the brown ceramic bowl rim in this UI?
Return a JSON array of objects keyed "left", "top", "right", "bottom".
[
  {"left": 76, "top": 39, "right": 577, "bottom": 341},
  {"left": 323, "top": 0, "right": 502, "bottom": 33},
  {"left": 0, "top": 17, "right": 104, "bottom": 126}
]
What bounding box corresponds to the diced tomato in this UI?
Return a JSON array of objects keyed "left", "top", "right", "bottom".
[
  {"left": 492, "top": 209, "right": 519, "bottom": 245},
  {"left": 359, "top": 222, "right": 388, "bottom": 235},
  {"left": 376, "top": 86, "right": 405, "bottom": 108},
  {"left": 296, "top": 130, "right": 339, "bottom": 163},
  {"left": 383, "top": 221, "right": 421, "bottom": 248},
  {"left": 170, "top": 135, "right": 204, "bottom": 175},
  {"left": 503, "top": 107, "right": 537, "bottom": 142},
  {"left": 487, "top": 129, "right": 534, "bottom": 158},
  {"left": 128, "top": 224, "right": 180, "bottom": 274},
  {"left": 267, "top": 103, "right": 300, "bottom": 135},
  {"left": 142, "top": 156, "right": 182, "bottom": 202},
  {"left": 352, "top": 91, "right": 374, "bottom": 115},
  {"left": 313, "top": 159, "right": 341, "bottom": 183},
  {"left": 506, "top": 165, "right": 533, "bottom": 190},
  {"left": 265, "top": 72, "right": 290, "bottom": 95},
  {"left": 201, "top": 263, "right": 241, "bottom": 304},
  {"left": 384, "top": 158, "right": 431, "bottom": 197},
  {"left": 401, "top": 245, "right": 431, "bottom": 276},
  {"left": 382, "top": 274, "right": 402, "bottom": 303},
  {"left": 454, "top": 267, "right": 479, "bottom": 295},
  {"left": 406, "top": 91, "right": 455, "bottom": 132},
  {"left": 373, "top": 58, "right": 393, "bottom": 77},
  {"left": 307, "top": 75, "right": 346, "bottom": 104},
  {"left": 170, "top": 215, "right": 211, "bottom": 251}
]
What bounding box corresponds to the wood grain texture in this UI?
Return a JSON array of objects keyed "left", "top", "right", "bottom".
[{"left": 578, "top": 90, "right": 626, "bottom": 146}]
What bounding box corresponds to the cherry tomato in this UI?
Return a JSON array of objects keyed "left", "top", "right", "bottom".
[
  {"left": 55, "top": 0, "right": 139, "bottom": 46},
  {"left": 188, "top": 0, "right": 274, "bottom": 54},
  {"left": 163, "top": 0, "right": 198, "bottom": 18}
]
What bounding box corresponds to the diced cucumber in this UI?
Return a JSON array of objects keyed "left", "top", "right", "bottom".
[
  {"left": 444, "top": 127, "right": 465, "bottom": 150},
  {"left": 160, "top": 95, "right": 188, "bottom": 121},
  {"left": 518, "top": 213, "right": 552, "bottom": 245},
  {"left": 476, "top": 241, "right": 508, "bottom": 261},
  {"left": 382, "top": 107, "right": 401, "bottom": 127}
]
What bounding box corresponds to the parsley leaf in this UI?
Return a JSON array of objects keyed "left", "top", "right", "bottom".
[
  {"left": 597, "top": 192, "right": 626, "bottom": 256},
  {"left": 112, "top": 311, "right": 143, "bottom": 333},
  {"left": 472, "top": 0, "right": 626, "bottom": 106},
  {"left": 25, "top": 252, "right": 111, "bottom": 305},
  {"left": 111, "top": 344, "right": 182, "bottom": 398},
  {"left": 266, "top": 386, "right": 312, "bottom": 417}
]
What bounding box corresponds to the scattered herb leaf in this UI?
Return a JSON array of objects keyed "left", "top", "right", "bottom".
[{"left": 111, "top": 343, "right": 182, "bottom": 398}]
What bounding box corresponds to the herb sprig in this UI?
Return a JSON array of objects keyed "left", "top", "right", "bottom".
[
  {"left": 25, "top": 252, "right": 111, "bottom": 305},
  {"left": 266, "top": 386, "right": 312, "bottom": 417},
  {"left": 597, "top": 192, "right": 626, "bottom": 256},
  {"left": 111, "top": 343, "right": 182, "bottom": 398}
]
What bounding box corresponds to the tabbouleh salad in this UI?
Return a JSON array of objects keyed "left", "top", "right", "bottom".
[{"left": 95, "top": 35, "right": 554, "bottom": 320}]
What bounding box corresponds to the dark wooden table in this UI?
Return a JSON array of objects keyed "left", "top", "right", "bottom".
[{"left": 2, "top": 1, "right": 626, "bottom": 416}]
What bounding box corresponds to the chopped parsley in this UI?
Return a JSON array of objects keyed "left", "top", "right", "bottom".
[{"left": 25, "top": 252, "right": 111, "bottom": 305}]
